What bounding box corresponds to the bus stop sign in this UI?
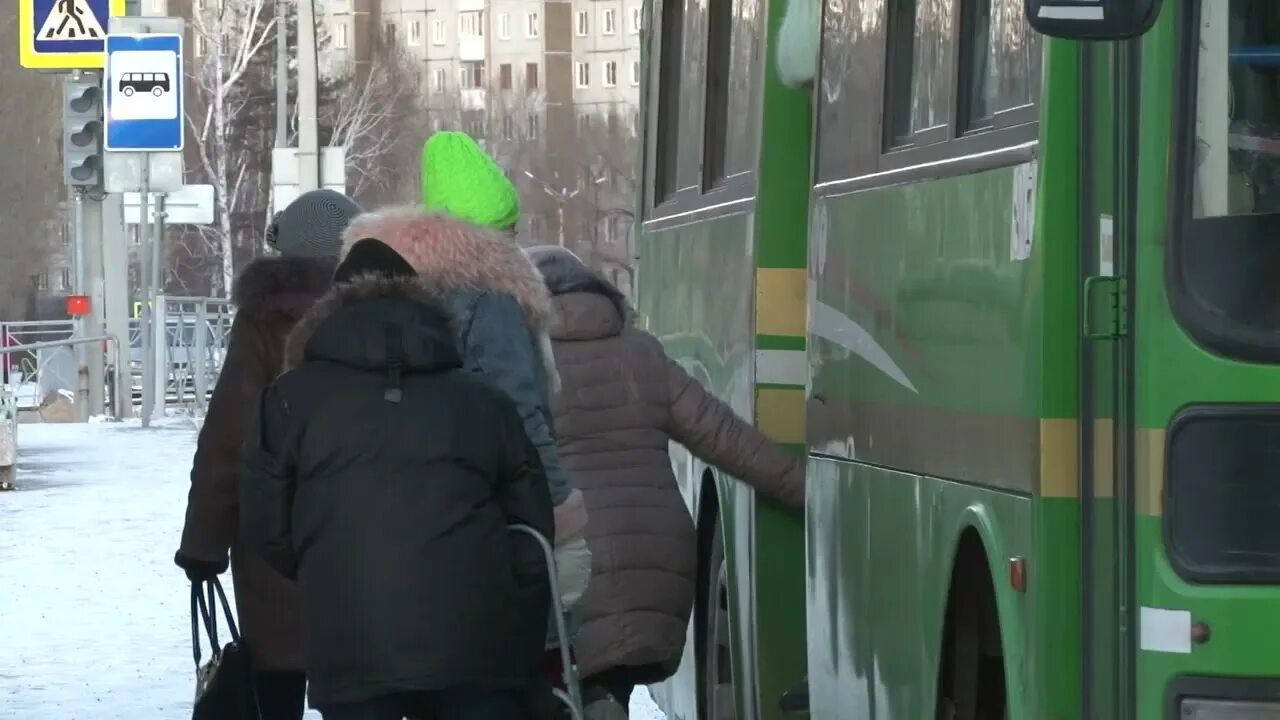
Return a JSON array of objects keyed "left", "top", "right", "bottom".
[{"left": 103, "top": 32, "right": 184, "bottom": 152}]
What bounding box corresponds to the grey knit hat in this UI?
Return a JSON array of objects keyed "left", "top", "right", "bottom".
[{"left": 266, "top": 189, "right": 362, "bottom": 258}]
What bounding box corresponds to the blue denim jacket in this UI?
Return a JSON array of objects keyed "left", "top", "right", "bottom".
[{"left": 448, "top": 289, "right": 571, "bottom": 506}]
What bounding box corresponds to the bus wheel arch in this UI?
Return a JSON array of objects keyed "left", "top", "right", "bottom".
[
  {"left": 694, "top": 468, "right": 735, "bottom": 720},
  {"left": 935, "top": 527, "right": 1008, "bottom": 720}
]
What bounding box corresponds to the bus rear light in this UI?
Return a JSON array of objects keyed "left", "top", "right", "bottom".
[
  {"left": 1180, "top": 698, "right": 1280, "bottom": 718},
  {"left": 1008, "top": 556, "right": 1026, "bottom": 593}
]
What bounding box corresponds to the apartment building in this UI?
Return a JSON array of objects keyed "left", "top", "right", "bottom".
[{"left": 320, "top": 0, "right": 638, "bottom": 262}]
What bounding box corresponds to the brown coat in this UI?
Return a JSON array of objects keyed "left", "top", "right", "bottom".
[
  {"left": 548, "top": 291, "right": 804, "bottom": 680},
  {"left": 177, "top": 255, "right": 335, "bottom": 671}
]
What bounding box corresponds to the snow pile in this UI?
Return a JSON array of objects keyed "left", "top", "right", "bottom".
[{"left": 0, "top": 421, "right": 666, "bottom": 719}]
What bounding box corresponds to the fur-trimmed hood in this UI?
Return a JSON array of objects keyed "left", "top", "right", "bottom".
[
  {"left": 340, "top": 207, "right": 553, "bottom": 331},
  {"left": 231, "top": 255, "right": 338, "bottom": 318},
  {"left": 284, "top": 272, "right": 460, "bottom": 374}
]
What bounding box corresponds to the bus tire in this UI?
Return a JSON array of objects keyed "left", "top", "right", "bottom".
[
  {"left": 697, "top": 511, "right": 735, "bottom": 720},
  {"left": 935, "top": 533, "right": 1007, "bottom": 720}
]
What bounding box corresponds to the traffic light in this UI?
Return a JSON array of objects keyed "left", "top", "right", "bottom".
[{"left": 62, "top": 77, "right": 104, "bottom": 188}]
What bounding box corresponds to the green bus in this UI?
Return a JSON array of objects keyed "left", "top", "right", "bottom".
[{"left": 633, "top": 0, "right": 1280, "bottom": 717}]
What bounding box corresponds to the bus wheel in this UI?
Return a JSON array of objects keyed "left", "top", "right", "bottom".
[
  {"left": 935, "top": 535, "right": 1007, "bottom": 720},
  {"left": 699, "top": 515, "right": 736, "bottom": 720}
]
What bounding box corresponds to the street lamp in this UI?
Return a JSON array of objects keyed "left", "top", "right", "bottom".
[{"left": 523, "top": 170, "right": 579, "bottom": 247}]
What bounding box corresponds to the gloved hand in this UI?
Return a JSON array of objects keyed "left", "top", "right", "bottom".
[{"left": 174, "top": 550, "right": 228, "bottom": 583}]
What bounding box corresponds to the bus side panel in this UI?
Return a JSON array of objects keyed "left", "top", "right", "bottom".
[
  {"left": 807, "top": 161, "right": 1043, "bottom": 717},
  {"left": 805, "top": 457, "right": 1032, "bottom": 718},
  {"left": 637, "top": 212, "right": 756, "bottom": 720}
]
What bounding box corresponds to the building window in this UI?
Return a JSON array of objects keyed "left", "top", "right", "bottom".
[
  {"left": 576, "top": 11, "right": 589, "bottom": 36},
  {"left": 498, "top": 13, "right": 511, "bottom": 39},
  {"left": 59, "top": 268, "right": 71, "bottom": 291},
  {"left": 35, "top": 272, "right": 48, "bottom": 292},
  {"left": 193, "top": 34, "right": 206, "bottom": 57},
  {"left": 579, "top": 113, "right": 592, "bottom": 134},
  {"left": 602, "top": 8, "right": 617, "bottom": 35},
  {"left": 526, "top": 12, "right": 540, "bottom": 38},
  {"left": 461, "top": 61, "right": 485, "bottom": 89},
  {"left": 631, "top": 60, "right": 640, "bottom": 85},
  {"left": 528, "top": 214, "right": 544, "bottom": 240},
  {"left": 409, "top": 20, "right": 422, "bottom": 45},
  {"left": 630, "top": 7, "right": 642, "bottom": 33},
  {"left": 151, "top": 0, "right": 165, "bottom": 12},
  {"left": 499, "top": 63, "right": 513, "bottom": 89},
  {"left": 528, "top": 112, "right": 541, "bottom": 139},
  {"left": 465, "top": 117, "right": 486, "bottom": 138},
  {"left": 334, "top": 22, "right": 349, "bottom": 49},
  {"left": 432, "top": 19, "right": 446, "bottom": 44},
  {"left": 604, "top": 61, "right": 617, "bottom": 87},
  {"left": 525, "top": 62, "right": 540, "bottom": 90},
  {"left": 575, "top": 61, "right": 590, "bottom": 88},
  {"left": 459, "top": 11, "right": 483, "bottom": 36},
  {"left": 384, "top": 21, "right": 396, "bottom": 44},
  {"left": 503, "top": 115, "right": 515, "bottom": 140},
  {"left": 433, "top": 67, "right": 446, "bottom": 92}
]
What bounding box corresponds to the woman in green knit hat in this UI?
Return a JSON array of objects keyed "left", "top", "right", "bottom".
[{"left": 344, "top": 131, "right": 591, "bottom": 643}]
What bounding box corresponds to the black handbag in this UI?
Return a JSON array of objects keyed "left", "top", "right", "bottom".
[{"left": 191, "top": 578, "right": 261, "bottom": 720}]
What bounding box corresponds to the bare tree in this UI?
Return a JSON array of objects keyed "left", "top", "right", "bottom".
[
  {"left": 323, "top": 42, "right": 429, "bottom": 207},
  {"left": 0, "top": 5, "right": 63, "bottom": 319},
  {"left": 186, "top": 0, "right": 276, "bottom": 296}
]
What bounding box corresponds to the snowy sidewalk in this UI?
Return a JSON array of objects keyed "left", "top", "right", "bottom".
[{"left": 0, "top": 420, "right": 665, "bottom": 719}]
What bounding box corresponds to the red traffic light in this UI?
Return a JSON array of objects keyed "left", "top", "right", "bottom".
[{"left": 66, "top": 295, "right": 91, "bottom": 317}]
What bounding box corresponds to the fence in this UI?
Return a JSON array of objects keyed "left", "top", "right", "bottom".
[{"left": 0, "top": 297, "right": 233, "bottom": 420}]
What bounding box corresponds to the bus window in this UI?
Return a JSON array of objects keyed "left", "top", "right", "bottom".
[
  {"left": 883, "top": 0, "right": 951, "bottom": 149},
  {"left": 957, "top": 0, "right": 1039, "bottom": 132},
  {"left": 1176, "top": 0, "right": 1280, "bottom": 360},
  {"left": 654, "top": 0, "right": 686, "bottom": 202},
  {"left": 702, "top": 0, "right": 763, "bottom": 187}
]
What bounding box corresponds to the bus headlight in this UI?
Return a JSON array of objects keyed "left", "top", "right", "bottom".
[{"left": 1182, "top": 699, "right": 1280, "bottom": 719}]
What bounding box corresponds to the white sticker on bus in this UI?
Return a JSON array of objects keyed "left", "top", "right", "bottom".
[
  {"left": 1099, "top": 214, "right": 1115, "bottom": 277},
  {"left": 1010, "top": 162, "right": 1037, "bottom": 262},
  {"left": 1139, "top": 606, "right": 1192, "bottom": 654}
]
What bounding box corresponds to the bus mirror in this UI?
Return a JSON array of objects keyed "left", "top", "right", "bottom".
[{"left": 1024, "top": 0, "right": 1162, "bottom": 40}]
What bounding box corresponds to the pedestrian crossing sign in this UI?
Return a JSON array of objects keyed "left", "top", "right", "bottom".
[{"left": 20, "top": 0, "right": 126, "bottom": 70}]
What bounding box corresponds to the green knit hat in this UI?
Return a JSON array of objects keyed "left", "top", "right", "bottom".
[{"left": 421, "top": 132, "right": 521, "bottom": 231}]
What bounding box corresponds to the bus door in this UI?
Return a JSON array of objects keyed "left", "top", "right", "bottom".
[
  {"left": 1078, "top": 33, "right": 1139, "bottom": 720},
  {"left": 1070, "top": 0, "right": 1280, "bottom": 716}
]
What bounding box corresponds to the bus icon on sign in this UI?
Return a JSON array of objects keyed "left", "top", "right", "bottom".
[{"left": 119, "top": 72, "right": 169, "bottom": 97}]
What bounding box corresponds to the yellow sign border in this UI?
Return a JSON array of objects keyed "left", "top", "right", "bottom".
[{"left": 20, "top": 0, "right": 127, "bottom": 70}]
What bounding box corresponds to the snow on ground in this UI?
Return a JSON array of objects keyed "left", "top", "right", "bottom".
[{"left": 0, "top": 419, "right": 666, "bottom": 719}]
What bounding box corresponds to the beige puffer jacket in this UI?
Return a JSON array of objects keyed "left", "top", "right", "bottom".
[{"left": 537, "top": 253, "right": 804, "bottom": 681}]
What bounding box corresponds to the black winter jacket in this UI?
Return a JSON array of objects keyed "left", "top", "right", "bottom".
[{"left": 238, "top": 274, "right": 554, "bottom": 708}]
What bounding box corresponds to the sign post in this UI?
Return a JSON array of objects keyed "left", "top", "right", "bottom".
[
  {"left": 105, "top": 27, "right": 183, "bottom": 426},
  {"left": 20, "top": 0, "right": 125, "bottom": 70}
]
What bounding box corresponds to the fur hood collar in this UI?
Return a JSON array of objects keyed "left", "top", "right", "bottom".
[
  {"left": 341, "top": 207, "right": 552, "bottom": 330},
  {"left": 284, "top": 272, "right": 455, "bottom": 372},
  {"left": 231, "top": 255, "right": 337, "bottom": 318}
]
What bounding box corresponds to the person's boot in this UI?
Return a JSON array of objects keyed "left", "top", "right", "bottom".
[{"left": 583, "top": 695, "right": 629, "bottom": 720}]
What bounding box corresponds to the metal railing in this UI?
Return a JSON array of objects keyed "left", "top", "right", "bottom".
[
  {"left": 0, "top": 335, "right": 124, "bottom": 419},
  {"left": 1, "top": 296, "right": 232, "bottom": 421},
  {"left": 129, "top": 298, "right": 233, "bottom": 411}
]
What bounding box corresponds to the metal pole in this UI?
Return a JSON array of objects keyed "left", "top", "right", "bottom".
[
  {"left": 296, "top": 0, "right": 320, "bottom": 191},
  {"left": 557, "top": 199, "right": 566, "bottom": 247},
  {"left": 101, "top": 193, "right": 132, "bottom": 419},
  {"left": 150, "top": 195, "right": 167, "bottom": 423},
  {"left": 83, "top": 194, "right": 106, "bottom": 418},
  {"left": 194, "top": 300, "right": 208, "bottom": 412},
  {"left": 152, "top": 291, "right": 167, "bottom": 421},
  {"left": 139, "top": 170, "right": 153, "bottom": 427},
  {"left": 275, "top": 0, "right": 288, "bottom": 149},
  {"left": 73, "top": 190, "right": 90, "bottom": 421}
]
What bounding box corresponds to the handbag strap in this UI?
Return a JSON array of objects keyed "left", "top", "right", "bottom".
[{"left": 190, "top": 577, "right": 242, "bottom": 668}]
